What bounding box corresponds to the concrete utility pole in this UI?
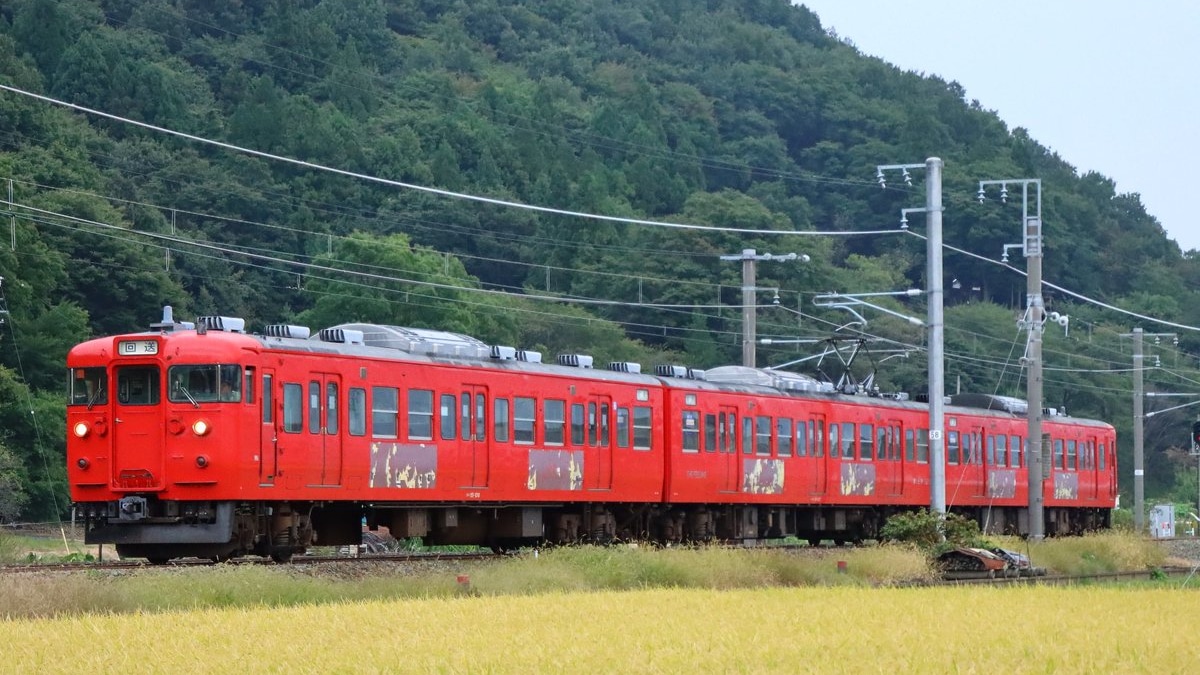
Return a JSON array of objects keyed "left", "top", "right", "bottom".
[
  {"left": 979, "top": 178, "right": 1045, "bottom": 540},
  {"left": 719, "top": 249, "right": 807, "bottom": 367},
  {"left": 1123, "top": 330, "right": 1177, "bottom": 533},
  {"left": 878, "top": 158, "right": 944, "bottom": 515}
]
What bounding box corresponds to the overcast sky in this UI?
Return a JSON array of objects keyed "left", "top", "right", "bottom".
[{"left": 799, "top": 2, "right": 1200, "bottom": 253}]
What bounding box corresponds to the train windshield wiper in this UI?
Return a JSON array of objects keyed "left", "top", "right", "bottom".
[{"left": 178, "top": 386, "right": 199, "bottom": 409}]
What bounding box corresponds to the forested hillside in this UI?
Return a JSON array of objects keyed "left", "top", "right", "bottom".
[{"left": 1, "top": 0, "right": 1198, "bottom": 521}]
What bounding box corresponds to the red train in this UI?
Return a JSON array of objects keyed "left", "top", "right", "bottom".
[{"left": 66, "top": 308, "right": 1117, "bottom": 562}]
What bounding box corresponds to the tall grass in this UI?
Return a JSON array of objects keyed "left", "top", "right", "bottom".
[
  {"left": 0, "top": 531, "right": 1173, "bottom": 621},
  {"left": 1024, "top": 531, "right": 1168, "bottom": 575}
]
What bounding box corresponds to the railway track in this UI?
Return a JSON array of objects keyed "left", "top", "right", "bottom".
[{"left": 0, "top": 550, "right": 498, "bottom": 575}]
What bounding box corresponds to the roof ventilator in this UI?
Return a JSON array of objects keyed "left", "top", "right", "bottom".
[
  {"left": 196, "top": 316, "right": 246, "bottom": 333},
  {"left": 318, "top": 327, "right": 365, "bottom": 345},
  {"left": 264, "top": 324, "right": 311, "bottom": 339},
  {"left": 557, "top": 354, "right": 594, "bottom": 369},
  {"left": 491, "top": 345, "right": 517, "bottom": 360},
  {"left": 607, "top": 362, "right": 642, "bottom": 374}
]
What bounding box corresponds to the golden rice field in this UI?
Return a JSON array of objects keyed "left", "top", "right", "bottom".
[{"left": 4, "top": 585, "right": 1199, "bottom": 674}]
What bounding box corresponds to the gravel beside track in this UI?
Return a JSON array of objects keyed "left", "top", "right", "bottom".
[{"left": 1159, "top": 537, "right": 1200, "bottom": 566}]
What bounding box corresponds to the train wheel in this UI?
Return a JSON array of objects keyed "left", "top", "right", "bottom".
[
  {"left": 270, "top": 551, "right": 294, "bottom": 564},
  {"left": 807, "top": 537, "right": 821, "bottom": 547},
  {"left": 146, "top": 557, "right": 170, "bottom": 566}
]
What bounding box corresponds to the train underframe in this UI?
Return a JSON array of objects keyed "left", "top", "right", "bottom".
[{"left": 76, "top": 496, "right": 1113, "bottom": 562}]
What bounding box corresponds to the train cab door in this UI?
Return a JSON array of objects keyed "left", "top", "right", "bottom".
[
  {"left": 719, "top": 405, "right": 739, "bottom": 493},
  {"left": 112, "top": 364, "right": 164, "bottom": 490},
  {"left": 460, "top": 384, "right": 491, "bottom": 488},
  {"left": 587, "top": 394, "right": 612, "bottom": 491},
  {"left": 259, "top": 369, "right": 277, "bottom": 485},
  {"left": 311, "top": 373, "right": 343, "bottom": 486}
]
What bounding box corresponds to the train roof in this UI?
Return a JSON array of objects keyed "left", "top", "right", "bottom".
[{"left": 70, "top": 310, "right": 1114, "bottom": 429}]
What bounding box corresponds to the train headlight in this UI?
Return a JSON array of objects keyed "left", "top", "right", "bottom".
[
  {"left": 192, "top": 419, "right": 212, "bottom": 436},
  {"left": 73, "top": 422, "right": 90, "bottom": 438}
]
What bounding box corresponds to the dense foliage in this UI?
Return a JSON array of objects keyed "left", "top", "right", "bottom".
[{"left": 1, "top": 0, "right": 1199, "bottom": 521}]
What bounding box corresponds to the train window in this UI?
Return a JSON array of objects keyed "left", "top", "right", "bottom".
[
  {"left": 742, "top": 417, "right": 753, "bottom": 455},
  {"left": 961, "top": 433, "right": 974, "bottom": 465},
  {"left": 244, "top": 368, "right": 255, "bottom": 404},
  {"left": 371, "top": 386, "right": 398, "bottom": 438},
  {"left": 828, "top": 423, "right": 839, "bottom": 459},
  {"left": 777, "top": 418, "right": 792, "bottom": 457},
  {"left": 794, "top": 420, "right": 807, "bottom": 457},
  {"left": 840, "top": 423, "right": 854, "bottom": 459},
  {"left": 461, "top": 393, "right": 472, "bottom": 441},
  {"left": 1010, "top": 435, "right": 1022, "bottom": 468},
  {"left": 69, "top": 367, "right": 108, "bottom": 406},
  {"left": 1098, "top": 442, "right": 1106, "bottom": 470},
  {"left": 494, "top": 398, "right": 510, "bottom": 442},
  {"left": 1066, "top": 440, "right": 1077, "bottom": 470},
  {"left": 813, "top": 421, "right": 824, "bottom": 458},
  {"left": 474, "top": 394, "right": 486, "bottom": 442},
  {"left": 308, "top": 382, "right": 320, "bottom": 434},
  {"left": 1053, "top": 439, "right": 1064, "bottom": 470},
  {"left": 263, "top": 374, "right": 273, "bottom": 424},
  {"left": 545, "top": 399, "right": 565, "bottom": 445},
  {"left": 616, "top": 407, "right": 630, "bottom": 448},
  {"left": 859, "top": 424, "right": 874, "bottom": 461},
  {"left": 571, "top": 403, "right": 585, "bottom": 445},
  {"left": 682, "top": 410, "right": 700, "bottom": 453},
  {"left": 115, "top": 365, "right": 160, "bottom": 405},
  {"left": 440, "top": 394, "right": 456, "bottom": 441},
  {"left": 597, "top": 403, "right": 609, "bottom": 447},
  {"left": 877, "top": 426, "right": 889, "bottom": 461},
  {"left": 718, "top": 413, "right": 728, "bottom": 453},
  {"left": 326, "top": 383, "right": 339, "bottom": 435},
  {"left": 916, "top": 429, "right": 929, "bottom": 463},
  {"left": 283, "top": 383, "right": 303, "bottom": 433},
  {"left": 514, "top": 397, "right": 535, "bottom": 444},
  {"left": 994, "top": 435, "right": 1007, "bottom": 467},
  {"left": 349, "top": 388, "right": 366, "bottom": 436},
  {"left": 588, "top": 403, "right": 598, "bottom": 446},
  {"left": 633, "top": 405, "right": 652, "bottom": 450},
  {"left": 755, "top": 416, "right": 771, "bottom": 456},
  {"left": 905, "top": 429, "right": 915, "bottom": 462},
  {"left": 986, "top": 436, "right": 996, "bottom": 465},
  {"left": 408, "top": 389, "right": 433, "bottom": 440},
  {"left": 704, "top": 414, "right": 717, "bottom": 452},
  {"left": 946, "top": 431, "right": 959, "bottom": 465}
]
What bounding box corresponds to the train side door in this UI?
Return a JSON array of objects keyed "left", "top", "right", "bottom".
[
  {"left": 587, "top": 394, "right": 612, "bottom": 490},
  {"left": 809, "top": 414, "right": 826, "bottom": 495},
  {"left": 259, "top": 369, "right": 277, "bottom": 485},
  {"left": 1084, "top": 434, "right": 1099, "bottom": 501},
  {"left": 885, "top": 419, "right": 903, "bottom": 496},
  {"left": 461, "top": 384, "right": 491, "bottom": 488},
  {"left": 311, "top": 373, "right": 343, "bottom": 486},
  {"left": 719, "top": 405, "right": 739, "bottom": 493}
]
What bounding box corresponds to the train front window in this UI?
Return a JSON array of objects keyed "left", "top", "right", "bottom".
[
  {"left": 69, "top": 367, "right": 108, "bottom": 407},
  {"left": 116, "top": 365, "right": 160, "bottom": 405},
  {"left": 168, "top": 365, "right": 242, "bottom": 403}
]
